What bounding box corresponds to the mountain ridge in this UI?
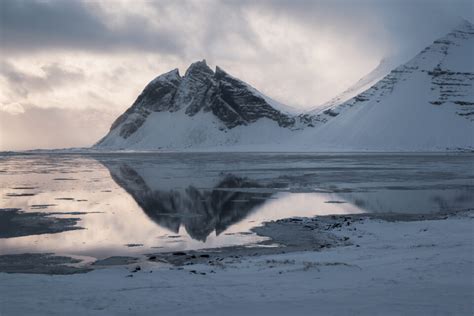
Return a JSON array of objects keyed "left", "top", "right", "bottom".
[
  {"left": 97, "top": 59, "right": 309, "bottom": 148},
  {"left": 297, "top": 20, "right": 473, "bottom": 151},
  {"left": 95, "top": 21, "right": 473, "bottom": 151}
]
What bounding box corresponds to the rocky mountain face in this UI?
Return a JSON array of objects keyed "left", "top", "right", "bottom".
[{"left": 98, "top": 60, "right": 304, "bottom": 145}]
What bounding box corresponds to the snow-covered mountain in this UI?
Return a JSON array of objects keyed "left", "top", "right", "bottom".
[
  {"left": 95, "top": 60, "right": 310, "bottom": 150},
  {"left": 314, "top": 57, "right": 399, "bottom": 114},
  {"left": 95, "top": 21, "right": 474, "bottom": 151},
  {"left": 300, "top": 20, "right": 474, "bottom": 151}
]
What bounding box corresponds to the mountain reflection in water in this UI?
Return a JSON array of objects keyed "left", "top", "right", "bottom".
[
  {"left": 107, "top": 163, "right": 272, "bottom": 241},
  {"left": 98, "top": 154, "right": 474, "bottom": 242},
  {"left": 1, "top": 153, "right": 473, "bottom": 256}
]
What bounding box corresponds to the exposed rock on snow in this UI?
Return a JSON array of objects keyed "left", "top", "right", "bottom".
[
  {"left": 316, "top": 20, "right": 474, "bottom": 119},
  {"left": 313, "top": 57, "right": 399, "bottom": 114},
  {"left": 96, "top": 60, "right": 306, "bottom": 149},
  {"left": 302, "top": 21, "right": 474, "bottom": 151},
  {"left": 109, "top": 69, "right": 182, "bottom": 139}
]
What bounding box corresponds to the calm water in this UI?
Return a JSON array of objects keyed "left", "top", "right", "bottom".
[{"left": 0, "top": 153, "right": 473, "bottom": 259}]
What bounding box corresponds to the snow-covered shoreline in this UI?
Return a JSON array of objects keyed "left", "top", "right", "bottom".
[{"left": 1, "top": 211, "right": 472, "bottom": 315}]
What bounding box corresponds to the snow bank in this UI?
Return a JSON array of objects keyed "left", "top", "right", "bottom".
[{"left": 1, "top": 212, "right": 472, "bottom": 315}]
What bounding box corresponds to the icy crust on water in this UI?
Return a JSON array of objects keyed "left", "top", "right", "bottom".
[
  {"left": 1, "top": 152, "right": 473, "bottom": 263},
  {"left": 95, "top": 22, "right": 474, "bottom": 152},
  {"left": 0, "top": 154, "right": 472, "bottom": 314}
]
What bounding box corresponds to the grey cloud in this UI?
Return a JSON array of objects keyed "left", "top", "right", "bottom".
[
  {"left": 2, "top": 0, "right": 471, "bottom": 61},
  {"left": 150, "top": 1, "right": 263, "bottom": 59},
  {"left": 244, "top": 0, "right": 473, "bottom": 59},
  {"left": 1, "top": 0, "right": 473, "bottom": 151},
  {"left": 0, "top": 0, "right": 184, "bottom": 54},
  {"left": 0, "top": 61, "right": 85, "bottom": 97}
]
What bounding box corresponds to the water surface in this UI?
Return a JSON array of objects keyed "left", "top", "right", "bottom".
[{"left": 1, "top": 152, "right": 472, "bottom": 259}]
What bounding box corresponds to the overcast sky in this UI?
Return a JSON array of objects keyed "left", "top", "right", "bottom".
[{"left": 0, "top": 0, "right": 472, "bottom": 150}]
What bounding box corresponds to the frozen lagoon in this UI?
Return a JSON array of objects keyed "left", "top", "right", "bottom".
[
  {"left": 0, "top": 153, "right": 473, "bottom": 315},
  {"left": 1, "top": 152, "right": 472, "bottom": 258}
]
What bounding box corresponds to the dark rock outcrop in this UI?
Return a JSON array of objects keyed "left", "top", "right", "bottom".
[{"left": 98, "top": 60, "right": 306, "bottom": 144}]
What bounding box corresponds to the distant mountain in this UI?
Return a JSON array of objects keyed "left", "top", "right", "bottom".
[
  {"left": 95, "top": 21, "right": 474, "bottom": 151},
  {"left": 313, "top": 57, "right": 399, "bottom": 114},
  {"left": 95, "top": 60, "right": 312, "bottom": 150},
  {"left": 301, "top": 20, "right": 474, "bottom": 151}
]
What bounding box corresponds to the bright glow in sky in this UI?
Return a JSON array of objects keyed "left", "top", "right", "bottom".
[{"left": 0, "top": 0, "right": 472, "bottom": 150}]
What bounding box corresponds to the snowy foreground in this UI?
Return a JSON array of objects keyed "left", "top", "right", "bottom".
[{"left": 1, "top": 212, "right": 473, "bottom": 316}]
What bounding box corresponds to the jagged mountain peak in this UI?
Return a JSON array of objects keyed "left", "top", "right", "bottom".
[
  {"left": 183, "top": 61, "right": 234, "bottom": 80},
  {"left": 185, "top": 59, "right": 213, "bottom": 77},
  {"left": 214, "top": 65, "right": 228, "bottom": 76},
  {"left": 96, "top": 60, "right": 303, "bottom": 148},
  {"left": 147, "top": 68, "right": 181, "bottom": 85}
]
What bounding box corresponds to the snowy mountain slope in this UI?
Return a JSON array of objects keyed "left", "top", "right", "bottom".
[
  {"left": 95, "top": 60, "right": 308, "bottom": 150},
  {"left": 95, "top": 22, "right": 473, "bottom": 151},
  {"left": 311, "top": 57, "right": 399, "bottom": 114},
  {"left": 297, "top": 20, "right": 474, "bottom": 151}
]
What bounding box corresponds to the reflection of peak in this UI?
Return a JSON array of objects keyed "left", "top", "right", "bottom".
[{"left": 103, "top": 162, "right": 272, "bottom": 241}]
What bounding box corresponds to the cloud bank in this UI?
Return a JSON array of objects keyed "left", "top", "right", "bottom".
[{"left": 0, "top": 0, "right": 472, "bottom": 150}]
